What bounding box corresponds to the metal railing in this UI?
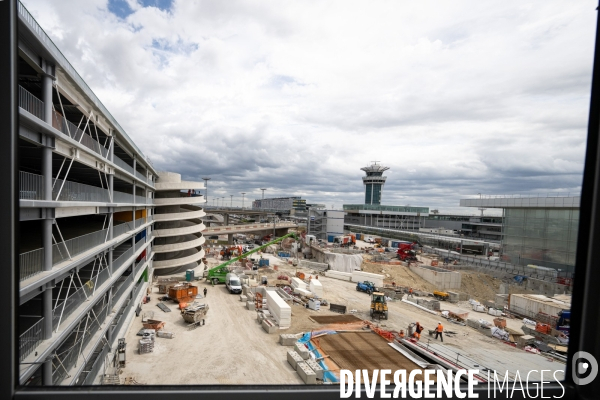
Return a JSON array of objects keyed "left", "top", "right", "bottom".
[
  {"left": 80, "top": 345, "right": 109, "bottom": 385},
  {"left": 17, "top": 1, "right": 154, "bottom": 171},
  {"left": 19, "top": 317, "right": 45, "bottom": 361},
  {"left": 112, "top": 222, "right": 133, "bottom": 238},
  {"left": 112, "top": 275, "right": 134, "bottom": 305},
  {"left": 135, "top": 170, "right": 147, "bottom": 181},
  {"left": 19, "top": 85, "right": 44, "bottom": 120},
  {"left": 135, "top": 195, "right": 150, "bottom": 204},
  {"left": 52, "top": 268, "right": 110, "bottom": 331},
  {"left": 20, "top": 248, "right": 44, "bottom": 281},
  {"left": 113, "top": 190, "right": 134, "bottom": 203},
  {"left": 52, "top": 228, "right": 109, "bottom": 265},
  {"left": 52, "top": 302, "right": 110, "bottom": 384},
  {"left": 113, "top": 247, "right": 134, "bottom": 271},
  {"left": 135, "top": 257, "right": 146, "bottom": 274},
  {"left": 53, "top": 178, "right": 110, "bottom": 203},
  {"left": 135, "top": 236, "right": 145, "bottom": 249},
  {"left": 113, "top": 155, "right": 134, "bottom": 175},
  {"left": 134, "top": 217, "right": 145, "bottom": 229},
  {"left": 19, "top": 171, "right": 45, "bottom": 200},
  {"left": 52, "top": 111, "right": 109, "bottom": 158}
]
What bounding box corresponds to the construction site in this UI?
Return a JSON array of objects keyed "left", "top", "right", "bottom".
[{"left": 103, "top": 231, "right": 570, "bottom": 385}]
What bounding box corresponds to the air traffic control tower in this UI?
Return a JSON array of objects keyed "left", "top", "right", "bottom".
[{"left": 361, "top": 161, "right": 389, "bottom": 205}]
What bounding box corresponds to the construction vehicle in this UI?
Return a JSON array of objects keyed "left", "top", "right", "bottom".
[
  {"left": 397, "top": 243, "right": 419, "bottom": 262},
  {"left": 370, "top": 292, "right": 388, "bottom": 319},
  {"left": 556, "top": 311, "right": 571, "bottom": 335},
  {"left": 220, "top": 246, "right": 242, "bottom": 260},
  {"left": 356, "top": 281, "right": 377, "bottom": 294},
  {"left": 433, "top": 290, "right": 450, "bottom": 301},
  {"left": 206, "top": 232, "right": 299, "bottom": 285}
]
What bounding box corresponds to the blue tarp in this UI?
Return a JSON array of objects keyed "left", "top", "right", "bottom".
[
  {"left": 514, "top": 275, "right": 526, "bottom": 283},
  {"left": 297, "top": 331, "right": 339, "bottom": 383}
]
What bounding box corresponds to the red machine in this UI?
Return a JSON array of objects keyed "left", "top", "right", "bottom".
[{"left": 397, "top": 243, "right": 419, "bottom": 262}]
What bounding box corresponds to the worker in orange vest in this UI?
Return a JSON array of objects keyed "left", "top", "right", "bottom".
[
  {"left": 398, "top": 330, "right": 405, "bottom": 339},
  {"left": 435, "top": 322, "right": 444, "bottom": 342},
  {"left": 408, "top": 287, "right": 414, "bottom": 298},
  {"left": 414, "top": 322, "right": 423, "bottom": 340}
]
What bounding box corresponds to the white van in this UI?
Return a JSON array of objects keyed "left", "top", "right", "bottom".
[{"left": 225, "top": 273, "right": 242, "bottom": 294}]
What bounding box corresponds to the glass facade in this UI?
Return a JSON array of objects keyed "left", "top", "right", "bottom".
[
  {"left": 344, "top": 204, "right": 429, "bottom": 214},
  {"left": 501, "top": 208, "right": 579, "bottom": 273}
]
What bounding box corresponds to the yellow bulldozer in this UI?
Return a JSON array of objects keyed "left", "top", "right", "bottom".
[{"left": 370, "top": 292, "right": 388, "bottom": 319}]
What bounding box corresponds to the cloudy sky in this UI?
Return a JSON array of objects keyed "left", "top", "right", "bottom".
[{"left": 22, "top": 0, "right": 597, "bottom": 214}]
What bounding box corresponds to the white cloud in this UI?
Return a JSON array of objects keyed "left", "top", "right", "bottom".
[{"left": 21, "top": 0, "right": 596, "bottom": 213}]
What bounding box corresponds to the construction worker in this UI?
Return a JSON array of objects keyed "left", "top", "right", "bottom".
[
  {"left": 204, "top": 287, "right": 208, "bottom": 297},
  {"left": 435, "top": 322, "right": 444, "bottom": 342},
  {"left": 408, "top": 287, "right": 414, "bottom": 298},
  {"left": 414, "top": 322, "right": 423, "bottom": 340}
]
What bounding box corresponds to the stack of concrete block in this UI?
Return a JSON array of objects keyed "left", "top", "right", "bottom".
[
  {"left": 139, "top": 339, "right": 154, "bottom": 354},
  {"left": 262, "top": 318, "right": 278, "bottom": 333},
  {"left": 447, "top": 291, "right": 460, "bottom": 303},
  {"left": 297, "top": 362, "right": 317, "bottom": 384},
  {"left": 246, "top": 301, "right": 255, "bottom": 311},
  {"left": 305, "top": 359, "right": 324, "bottom": 380},
  {"left": 291, "top": 277, "right": 308, "bottom": 290},
  {"left": 495, "top": 294, "right": 509, "bottom": 308},
  {"left": 287, "top": 350, "right": 304, "bottom": 370},
  {"left": 239, "top": 295, "right": 247, "bottom": 302},
  {"left": 294, "top": 342, "right": 310, "bottom": 359},
  {"left": 309, "top": 279, "right": 323, "bottom": 297},
  {"left": 242, "top": 285, "right": 250, "bottom": 295},
  {"left": 294, "top": 287, "right": 312, "bottom": 297},
  {"left": 276, "top": 287, "right": 293, "bottom": 303},
  {"left": 351, "top": 271, "right": 384, "bottom": 287},
  {"left": 325, "top": 270, "right": 352, "bottom": 281},
  {"left": 466, "top": 319, "right": 480, "bottom": 329},
  {"left": 488, "top": 308, "right": 502, "bottom": 316},
  {"left": 279, "top": 334, "right": 298, "bottom": 346},
  {"left": 266, "top": 290, "right": 291, "bottom": 327},
  {"left": 516, "top": 334, "right": 535, "bottom": 349}
]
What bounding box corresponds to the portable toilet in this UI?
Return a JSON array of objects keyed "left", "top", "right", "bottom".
[
  {"left": 185, "top": 269, "right": 194, "bottom": 282},
  {"left": 356, "top": 233, "right": 362, "bottom": 240},
  {"left": 328, "top": 235, "right": 335, "bottom": 243}
]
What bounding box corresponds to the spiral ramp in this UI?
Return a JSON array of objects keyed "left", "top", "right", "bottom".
[{"left": 153, "top": 172, "right": 206, "bottom": 276}]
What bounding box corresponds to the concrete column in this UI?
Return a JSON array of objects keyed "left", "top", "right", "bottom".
[
  {"left": 459, "top": 240, "right": 463, "bottom": 254},
  {"left": 224, "top": 213, "right": 229, "bottom": 226},
  {"left": 42, "top": 359, "right": 52, "bottom": 385},
  {"left": 228, "top": 234, "right": 233, "bottom": 245}
]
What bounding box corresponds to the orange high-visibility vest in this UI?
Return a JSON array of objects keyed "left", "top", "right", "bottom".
[{"left": 437, "top": 324, "right": 444, "bottom": 332}]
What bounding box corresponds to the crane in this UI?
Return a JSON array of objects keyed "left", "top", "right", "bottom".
[{"left": 206, "top": 232, "right": 300, "bottom": 285}]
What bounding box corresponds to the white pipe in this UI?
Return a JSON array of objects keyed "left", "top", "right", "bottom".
[{"left": 401, "top": 298, "right": 438, "bottom": 315}]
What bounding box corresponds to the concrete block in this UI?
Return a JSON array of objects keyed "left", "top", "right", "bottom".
[
  {"left": 466, "top": 319, "right": 480, "bottom": 329},
  {"left": 246, "top": 301, "right": 255, "bottom": 311},
  {"left": 262, "top": 318, "right": 278, "bottom": 334},
  {"left": 287, "top": 350, "right": 304, "bottom": 370},
  {"left": 240, "top": 295, "right": 247, "bottom": 302},
  {"left": 294, "top": 342, "right": 310, "bottom": 359},
  {"left": 296, "top": 362, "right": 317, "bottom": 384},
  {"left": 499, "top": 284, "right": 509, "bottom": 294},
  {"left": 280, "top": 334, "right": 298, "bottom": 346},
  {"left": 305, "top": 359, "right": 324, "bottom": 380}
]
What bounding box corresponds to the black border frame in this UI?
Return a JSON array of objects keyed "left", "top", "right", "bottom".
[{"left": 1, "top": 0, "right": 599, "bottom": 398}]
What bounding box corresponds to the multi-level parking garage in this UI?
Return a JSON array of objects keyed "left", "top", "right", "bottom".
[
  {"left": 153, "top": 172, "right": 206, "bottom": 276},
  {"left": 15, "top": 2, "right": 205, "bottom": 386}
]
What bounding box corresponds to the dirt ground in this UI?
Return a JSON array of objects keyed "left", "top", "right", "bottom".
[
  {"left": 117, "top": 250, "right": 562, "bottom": 385},
  {"left": 361, "top": 253, "right": 536, "bottom": 302}
]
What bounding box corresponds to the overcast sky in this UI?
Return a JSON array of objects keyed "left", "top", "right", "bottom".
[{"left": 22, "top": 0, "right": 597, "bottom": 215}]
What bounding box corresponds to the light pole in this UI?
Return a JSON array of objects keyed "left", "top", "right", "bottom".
[
  {"left": 202, "top": 177, "right": 210, "bottom": 205},
  {"left": 230, "top": 195, "right": 233, "bottom": 208},
  {"left": 241, "top": 193, "right": 246, "bottom": 210},
  {"left": 260, "top": 188, "right": 267, "bottom": 200}
]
